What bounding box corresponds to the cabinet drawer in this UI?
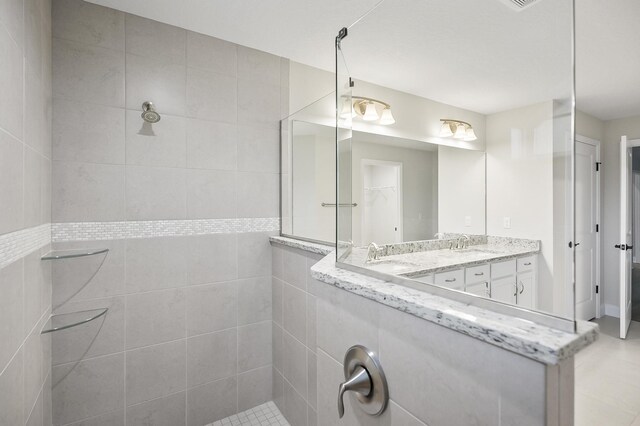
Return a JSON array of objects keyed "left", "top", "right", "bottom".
[
  {"left": 491, "top": 259, "right": 516, "bottom": 279},
  {"left": 465, "top": 264, "right": 490, "bottom": 284},
  {"left": 434, "top": 269, "right": 464, "bottom": 289},
  {"left": 413, "top": 274, "right": 434, "bottom": 285},
  {"left": 517, "top": 256, "right": 536, "bottom": 272}
]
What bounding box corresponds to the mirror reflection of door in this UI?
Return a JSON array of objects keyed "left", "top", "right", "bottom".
[
  {"left": 574, "top": 136, "right": 600, "bottom": 321},
  {"left": 361, "top": 160, "right": 403, "bottom": 245}
]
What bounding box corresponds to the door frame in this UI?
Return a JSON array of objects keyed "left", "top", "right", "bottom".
[
  {"left": 576, "top": 134, "right": 602, "bottom": 318},
  {"left": 360, "top": 159, "right": 404, "bottom": 244}
]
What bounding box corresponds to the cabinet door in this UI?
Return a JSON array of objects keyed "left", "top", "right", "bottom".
[
  {"left": 516, "top": 271, "right": 534, "bottom": 309},
  {"left": 491, "top": 276, "right": 517, "bottom": 305},
  {"left": 466, "top": 281, "right": 490, "bottom": 298}
]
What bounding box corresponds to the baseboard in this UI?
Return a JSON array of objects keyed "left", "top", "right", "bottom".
[{"left": 604, "top": 304, "right": 620, "bottom": 318}]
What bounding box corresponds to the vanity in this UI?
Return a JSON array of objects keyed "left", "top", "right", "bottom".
[{"left": 345, "top": 235, "right": 540, "bottom": 310}]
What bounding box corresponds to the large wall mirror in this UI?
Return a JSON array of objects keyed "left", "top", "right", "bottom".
[{"left": 282, "top": 0, "right": 575, "bottom": 330}]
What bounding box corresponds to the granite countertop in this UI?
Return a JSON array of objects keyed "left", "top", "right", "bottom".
[
  {"left": 269, "top": 235, "right": 334, "bottom": 256},
  {"left": 344, "top": 242, "right": 540, "bottom": 278},
  {"left": 310, "top": 252, "right": 598, "bottom": 365}
]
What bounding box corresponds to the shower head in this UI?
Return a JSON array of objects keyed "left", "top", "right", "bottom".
[{"left": 141, "top": 101, "right": 161, "bottom": 123}]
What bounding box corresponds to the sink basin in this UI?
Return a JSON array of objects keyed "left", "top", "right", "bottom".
[{"left": 364, "top": 259, "right": 419, "bottom": 274}]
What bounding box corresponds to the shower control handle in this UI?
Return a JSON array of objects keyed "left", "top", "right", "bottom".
[
  {"left": 337, "top": 345, "right": 388, "bottom": 419},
  {"left": 338, "top": 366, "right": 371, "bottom": 418}
]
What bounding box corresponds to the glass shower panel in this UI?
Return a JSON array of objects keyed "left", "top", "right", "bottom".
[
  {"left": 335, "top": 0, "right": 576, "bottom": 328},
  {"left": 336, "top": 29, "right": 354, "bottom": 261}
]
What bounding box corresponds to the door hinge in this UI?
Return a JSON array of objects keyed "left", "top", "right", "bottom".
[
  {"left": 596, "top": 285, "right": 599, "bottom": 294},
  {"left": 596, "top": 162, "right": 601, "bottom": 171},
  {"left": 596, "top": 224, "right": 599, "bottom": 232},
  {"left": 336, "top": 27, "right": 348, "bottom": 46},
  {"left": 349, "top": 78, "right": 354, "bottom": 88}
]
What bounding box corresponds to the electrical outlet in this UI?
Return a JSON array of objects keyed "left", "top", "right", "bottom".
[
  {"left": 503, "top": 217, "right": 511, "bottom": 229},
  {"left": 465, "top": 216, "right": 471, "bottom": 227}
]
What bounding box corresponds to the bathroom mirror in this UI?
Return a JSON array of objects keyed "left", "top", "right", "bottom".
[{"left": 331, "top": 0, "right": 575, "bottom": 328}]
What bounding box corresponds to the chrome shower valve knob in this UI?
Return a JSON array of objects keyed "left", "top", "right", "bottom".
[{"left": 337, "top": 345, "right": 388, "bottom": 419}]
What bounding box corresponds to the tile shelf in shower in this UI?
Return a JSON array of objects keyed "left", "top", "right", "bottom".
[
  {"left": 41, "top": 248, "right": 109, "bottom": 260},
  {"left": 41, "top": 308, "right": 109, "bottom": 334}
]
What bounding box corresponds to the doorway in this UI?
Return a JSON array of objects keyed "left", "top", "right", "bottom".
[
  {"left": 575, "top": 136, "right": 601, "bottom": 321},
  {"left": 632, "top": 149, "right": 640, "bottom": 322},
  {"left": 361, "top": 160, "right": 403, "bottom": 245}
]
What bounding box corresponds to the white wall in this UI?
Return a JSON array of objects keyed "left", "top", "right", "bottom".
[
  {"left": 486, "top": 102, "right": 556, "bottom": 312},
  {"left": 438, "top": 146, "right": 486, "bottom": 235},
  {"left": 602, "top": 115, "right": 640, "bottom": 314}
]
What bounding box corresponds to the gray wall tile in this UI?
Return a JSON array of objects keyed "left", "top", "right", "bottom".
[
  {"left": 272, "top": 368, "right": 284, "bottom": 414},
  {"left": 0, "top": 25, "right": 24, "bottom": 139},
  {"left": 0, "top": 130, "right": 24, "bottom": 234},
  {"left": 238, "top": 321, "right": 272, "bottom": 372},
  {"left": 125, "top": 53, "right": 186, "bottom": 117},
  {"left": 272, "top": 322, "right": 283, "bottom": 373},
  {"left": 186, "top": 282, "right": 237, "bottom": 336},
  {"left": 187, "top": 234, "right": 237, "bottom": 285},
  {"left": 52, "top": 296, "right": 125, "bottom": 365},
  {"left": 125, "top": 236, "right": 187, "bottom": 293},
  {"left": 23, "top": 147, "right": 43, "bottom": 228},
  {"left": 237, "top": 276, "right": 272, "bottom": 326},
  {"left": 125, "top": 340, "right": 186, "bottom": 406},
  {"left": 237, "top": 46, "right": 280, "bottom": 86},
  {"left": 0, "top": 0, "right": 24, "bottom": 49},
  {"left": 125, "top": 15, "right": 186, "bottom": 65},
  {"left": 52, "top": 240, "right": 125, "bottom": 307},
  {"left": 283, "top": 283, "right": 306, "bottom": 345},
  {"left": 125, "top": 166, "right": 186, "bottom": 220},
  {"left": 186, "top": 377, "right": 237, "bottom": 426},
  {"left": 126, "top": 392, "right": 186, "bottom": 426},
  {"left": 52, "top": 353, "right": 125, "bottom": 425},
  {"left": 125, "top": 110, "right": 186, "bottom": 168},
  {"left": 185, "top": 119, "right": 237, "bottom": 171},
  {"left": 187, "top": 330, "right": 237, "bottom": 387},
  {"left": 0, "top": 259, "right": 23, "bottom": 371},
  {"left": 237, "top": 124, "right": 279, "bottom": 173},
  {"left": 186, "top": 169, "right": 236, "bottom": 219},
  {"left": 52, "top": 98, "right": 125, "bottom": 164},
  {"left": 0, "top": 348, "right": 24, "bottom": 426},
  {"left": 186, "top": 31, "right": 236, "bottom": 76},
  {"left": 283, "top": 380, "right": 307, "bottom": 426},
  {"left": 237, "top": 79, "right": 280, "bottom": 124},
  {"left": 53, "top": 38, "right": 124, "bottom": 107},
  {"left": 125, "top": 289, "right": 186, "bottom": 349},
  {"left": 237, "top": 232, "right": 272, "bottom": 278},
  {"left": 186, "top": 67, "right": 237, "bottom": 123},
  {"left": 52, "top": 0, "right": 124, "bottom": 50},
  {"left": 236, "top": 172, "right": 279, "bottom": 218},
  {"left": 272, "top": 278, "right": 283, "bottom": 327},
  {"left": 283, "top": 332, "right": 307, "bottom": 400},
  {"left": 237, "top": 366, "right": 272, "bottom": 412},
  {"left": 65, "top": 410, "right": 124, "bottom": 426},
  {"left": 53, "top": 161, "right": 125, "bottom": 222}
]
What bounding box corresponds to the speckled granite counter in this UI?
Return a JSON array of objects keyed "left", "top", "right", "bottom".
[
  {"left": 344, "top": 235, "right": 541, "bottom": 277},
  {"left": 269, "top": 235, "right": 333, "bottom": 256},
  {"left": 310, "top": 252, "right": 598, "bottom": 365}
]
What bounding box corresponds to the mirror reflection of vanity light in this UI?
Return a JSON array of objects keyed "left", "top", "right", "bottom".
[
  {"left": 439, "top": 119, "right": 477, "bottom": 141},
  {"left": 352, "top": 96, "right": 396, "bottom": 125}
]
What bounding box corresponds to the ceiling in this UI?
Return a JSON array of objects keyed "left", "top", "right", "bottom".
[{"left": 88, "top": 0, "right": 640, "bottom": 121}]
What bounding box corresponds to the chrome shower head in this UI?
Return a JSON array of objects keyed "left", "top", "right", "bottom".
[{"left": 141, "top": 101, "right": 161, "bottom": 123}]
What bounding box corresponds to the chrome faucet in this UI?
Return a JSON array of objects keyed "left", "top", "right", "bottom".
[
  {"left": 366, "top": 242, "right": 382, "bottom": 262},
  {"left": 434, "top": 232, "right": 445, "bottom": 240},
  {"left": 449, "top": 234, "right": 470, "bottom": 250}
]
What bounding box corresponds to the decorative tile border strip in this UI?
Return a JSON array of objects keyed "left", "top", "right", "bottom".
[
  {"left": 52, "top": 218, "right": 281, "bottom": 242},
  {"left": 0, "top": 224, "right": 51, "bottom": 269}
]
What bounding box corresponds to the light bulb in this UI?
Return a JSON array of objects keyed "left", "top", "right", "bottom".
[
  {"left": 465, "top": 127, "right": 477, "bottom": 141},
  {"left": 362, "top": 102, "right": 379, "bottom": 121},
  {"left": 379, "top": 108, "right": 395, "bottom": 125},
  {"left": 439, "top": 121, "right": 453, "bottom": 137},
  {"left": 453, "top": 123, "right": 466, "bottom": 139}
]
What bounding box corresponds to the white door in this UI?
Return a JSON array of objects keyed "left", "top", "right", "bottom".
[
  {"left": 575, "top": 140, "right": 598, "bottom": 320},
  {"left": 620, "top": 136, "right": 633, "bottom": 338}
]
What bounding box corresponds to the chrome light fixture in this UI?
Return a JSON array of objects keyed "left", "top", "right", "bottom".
[
  {"left": 439, "top": 119, "right": 477, "bottom": 141},
  {"left": 352, "top": 96, "right": 395, "bottom": 125}
]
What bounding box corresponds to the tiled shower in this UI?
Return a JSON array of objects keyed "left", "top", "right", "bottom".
[{"left": 0, "top": 0, "right": 289, "bottom": 424}]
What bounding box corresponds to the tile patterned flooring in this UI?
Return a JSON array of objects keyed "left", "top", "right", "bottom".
[
  {"left": 576, "top": 317, "right": 640, "bottom": 426},
  {"left": 207, "top": 402, "right": 289, "bottom": 426}
]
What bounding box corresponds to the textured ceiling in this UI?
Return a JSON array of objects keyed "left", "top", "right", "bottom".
[{"left": 87, "top": 0, "right": 640, "bottom": 120}]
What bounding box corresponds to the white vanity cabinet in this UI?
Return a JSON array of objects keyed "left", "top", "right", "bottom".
[
  {"left": 515, "top": 255, "right": 536, "bottom": 309},
  {"left": 434, "top": 269, "right": 464, "bottom": 290}
]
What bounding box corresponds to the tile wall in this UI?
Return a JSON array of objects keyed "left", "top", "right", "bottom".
[
  {"left": 273, "top": 242, "right": 569, "bottom": 426},
  {"left": 0, "top": 0, "right": 53, "bottom": 425},
  {"left": 49, "top": 0, "right": 287, "bottom": 425}
]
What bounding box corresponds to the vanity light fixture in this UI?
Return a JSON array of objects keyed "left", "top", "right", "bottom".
[
  {"left": 439, "top": 119, "right": 477, "bottom": 141},
  {"left": 352, "top": 96, "right": 395, "bottom": 125}
]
